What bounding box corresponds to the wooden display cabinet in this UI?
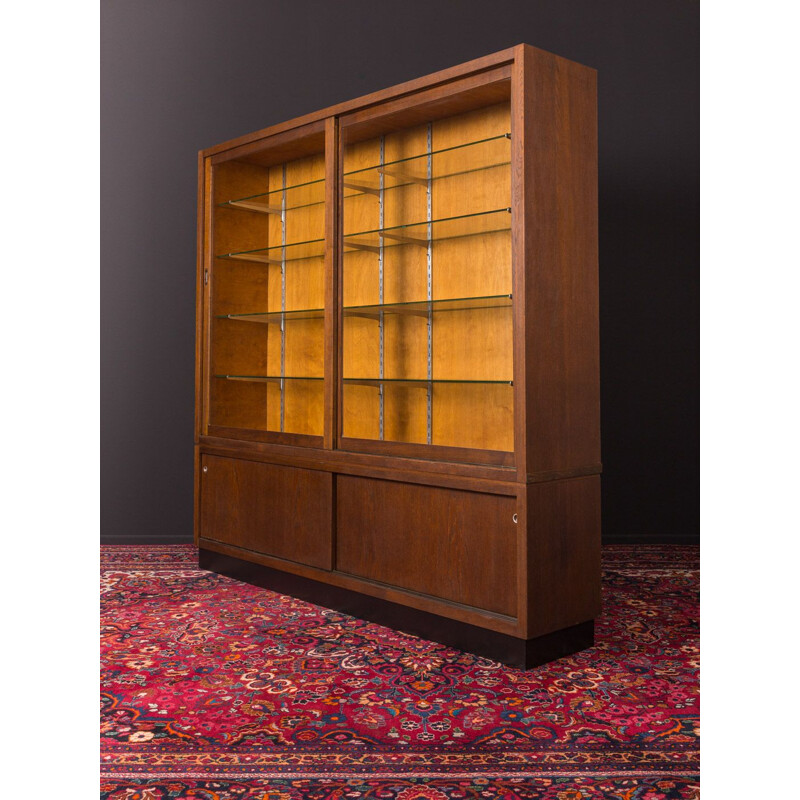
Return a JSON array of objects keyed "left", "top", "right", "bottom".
[{"left": 195, "top": 44, "right": 600, "bottom": 668}]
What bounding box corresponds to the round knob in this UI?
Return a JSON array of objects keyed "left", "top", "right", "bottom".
[
  {"left": 512, "top": 513, "right": 518, "bottom": 524},
  {"left": 202, "top": 465, "right": 208, "bottom": 473}
]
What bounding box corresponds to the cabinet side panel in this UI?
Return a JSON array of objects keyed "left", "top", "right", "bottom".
[
  {"left": 521, "top": 47, "right": 600, "bottom": 474},
  {"left": 336, "top": 476, "right": 517, "bottom": 616},
  {"left": 200, "top": 455, "right": 332, "bottom": 570},
  {"left": 525, "top": 475, "right": 601, "bottom": 638}
]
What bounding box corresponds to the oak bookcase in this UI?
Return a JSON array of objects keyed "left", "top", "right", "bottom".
[{"left": 195, "top": 45, "right": 600, "bottom": 668}]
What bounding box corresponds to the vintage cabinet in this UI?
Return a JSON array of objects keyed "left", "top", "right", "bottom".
[{"left": 195, "top": 44, "right": 600, "bottom": 668}]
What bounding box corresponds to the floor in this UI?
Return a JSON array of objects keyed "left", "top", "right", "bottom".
[{"left": 100, "top": 544, "right": 699, "bottom": 799}]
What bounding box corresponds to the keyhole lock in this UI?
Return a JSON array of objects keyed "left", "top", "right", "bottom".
[{"left": 512, "top": 513, "right": 518, "bottom": 524}]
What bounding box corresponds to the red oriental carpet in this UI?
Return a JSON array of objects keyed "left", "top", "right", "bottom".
[{"left": 100, "top": 545, "right": 700, "bottom": 799}]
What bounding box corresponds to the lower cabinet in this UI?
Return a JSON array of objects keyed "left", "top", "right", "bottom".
[
  {"left": 199, "top": 455, "right": 332, "bottom": 570},
  {"left": 336, "top": 475, "right": 518, "bottom": 617},
  {"left": 197, "top": 453, "right": 598, "bottom": 667}
]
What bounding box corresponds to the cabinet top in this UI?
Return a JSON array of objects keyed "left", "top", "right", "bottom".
[{"left": 200, "top": 44, "right": 595, "bottom": 159}]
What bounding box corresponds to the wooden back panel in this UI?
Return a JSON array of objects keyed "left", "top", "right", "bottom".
[
  {"left": 340, "top": 101, "right": 513, "bottom": 454},
  {"left": 208, "top": 150, "right": 325, "bottom": 437},
  {"left": 265, "top": 154, "right": 325, "bottom": 436}
]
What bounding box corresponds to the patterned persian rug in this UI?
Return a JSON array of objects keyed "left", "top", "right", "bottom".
[{"left": 100, "top": 545, "right": 699, "bottom": 799}]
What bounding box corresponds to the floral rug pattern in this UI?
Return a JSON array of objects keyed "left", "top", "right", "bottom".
[{"left": 100, "top": 544, "right": 699, "bottom": 798}]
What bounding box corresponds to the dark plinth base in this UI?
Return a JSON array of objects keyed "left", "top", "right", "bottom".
[{"left": 199, "top": 548, "right": 594, "bottom": 669}]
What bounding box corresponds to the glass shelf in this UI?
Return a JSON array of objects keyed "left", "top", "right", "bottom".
[
  {"left": 217, "top": 237, "right": 325, "bottom": 264},
  {"left": 217, "top": 134, "right": 510, "bottom": 211},
  {"left": 216, "top": 307, "right": 324, "bottom": 324},
  {"left": 219, "top": 197, "right": 322, "bottom": 214},
  {"left": 219, "top": 195, "right": 324, "bottom": 215},
  {"left": 215, "top": 295, "right": 510, "bottom": 325},
  {"left": 343, "top": 377, "right": 512, "bottom": 388},
  {"left": 214, "top": 375, "right": 323, "bottom": 383},
  {"left": 217, "top": 177, "right": 326, "bottom": 214},
  {"left": 219, "top": 161, "right": 509, "bottom": 211},
  {"left": 351, "top": 132, "right": 509, "bottom": 175},
  {"left": 343, "top": 132, "right": 510, "bottom": 197},
  {"left": 343, "top": 294, "right": 512, "bottom": 319},
  {"left": 343, "top": 160, "right": 510, "bottom": 198},
  {"left": 343, "top": 208, "right": 510, "bottom": 253},
  {"left": 216, "top": 208, "right": 509, "bottom": 263}
]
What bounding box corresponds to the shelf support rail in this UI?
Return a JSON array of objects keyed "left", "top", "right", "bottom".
[
  {"left": 379, "top": 135, "right": 385, "bottom": 441},
  {"left": 280, "top": 163, "right": 287, "bottom": 432},
  {"left": 426, "top": 123, "right": 433, "bottom": 445}
]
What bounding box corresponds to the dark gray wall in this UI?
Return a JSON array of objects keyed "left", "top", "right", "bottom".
[{"left": 101, "top": 0, "right": 698, "bottom": 543}]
